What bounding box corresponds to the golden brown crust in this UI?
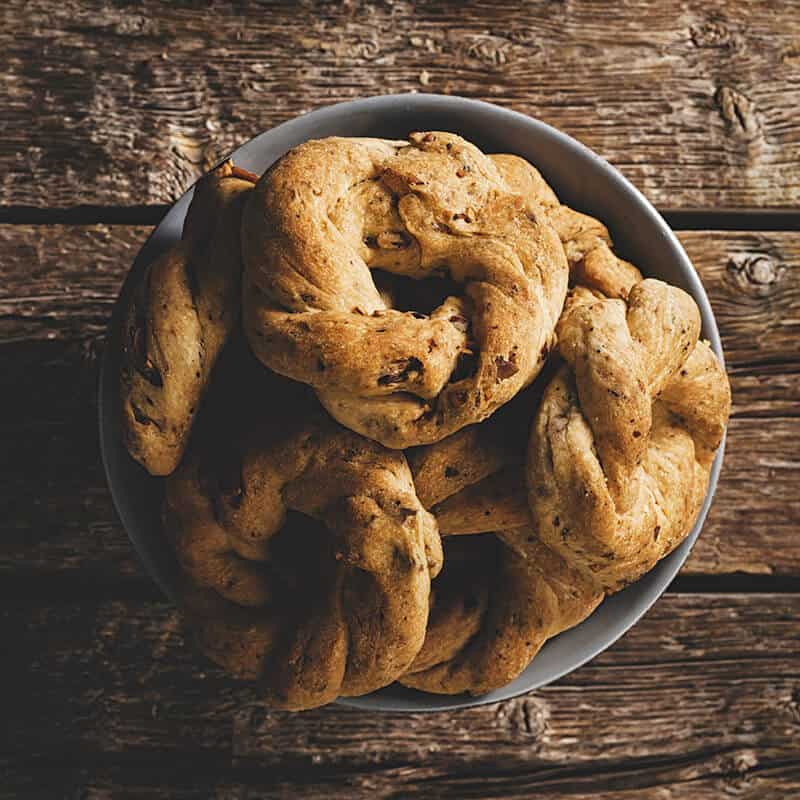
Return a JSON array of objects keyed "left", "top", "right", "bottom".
[
  {"left": 242, "top": 132, "right": 568, "bottom": 448},
  {"left": 527, "top": 279, "right": 731, "bottom": 592},
  {"left": 490, "top": 153, "right": 642, "bottom": 300},
  {"left": 431, "top": 466, "right": 530, "bottom": 536},
  {"left": 119, "top": 161, "right": 255, "bottom": 475},
  {"left": 164, "top": 365, "right": 443, "bottom": 710}
]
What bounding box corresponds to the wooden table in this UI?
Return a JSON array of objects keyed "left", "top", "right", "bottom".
[{"left": 3, "top": 2, "right": 799, "bottom": 798}]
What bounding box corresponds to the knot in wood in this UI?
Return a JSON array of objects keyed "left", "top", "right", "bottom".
[
  {"left": 715, "top": 86, "right": 761, "bottom": 140},
  {"left": 727, "top": 254, "right": 784, "bottom": 298},
  {"left": 690, "top": 20, "right": 735, "bottom": 49},
  {"left": 505, "top": 696, "right": 550, "bottom": 740}
]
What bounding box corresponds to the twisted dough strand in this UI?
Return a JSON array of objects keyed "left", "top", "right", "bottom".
[
  {"left": 491, "top": 153, "right": 643, "bottom": 300},
  {"left": 120, "top": 161, "right": 256, "bottom": 475},
  {"left": 401, "top": 529, "right": 602, "bottom": 695}
]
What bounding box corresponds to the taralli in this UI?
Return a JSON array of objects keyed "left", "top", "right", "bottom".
[
  {"left": 119, "top": 161, "right": 257, "bottom": 475},
  {"left": 115, "top": 131, "right": 731, "bottom": 709},
  {"left": 402, "top": 180, "right": 644, "bottom": 540},
  {"left": 398, "top": 279, "right": 728, "bottom": 695},
  {"left": 241, "top": 132, "right": 568, "bottom": 448},
  {"left": 163, "top": 360, "right": 443, "bottom": 710},
  {"left": 527, "top": 279, "right": 731, "bottom": 592}
]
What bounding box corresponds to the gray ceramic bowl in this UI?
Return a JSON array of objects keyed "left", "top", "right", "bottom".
[{"left": 99, "top": 94, "right": 725, "bottom": 712}]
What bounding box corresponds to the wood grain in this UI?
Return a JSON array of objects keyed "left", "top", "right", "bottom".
[
  {"left": 2, "top": 594, "right": 799, "bottom": 799},
  {"left": 3, "top": 0, "right": 800, "bottom": 209},
  {"left": 0, "top": 225, "right": 798, "bottom": 582}
]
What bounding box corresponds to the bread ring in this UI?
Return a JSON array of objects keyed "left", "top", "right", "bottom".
[
  {"left": 527, "top": 279, "right": 731, "bottom": 592},
  {"left": 242, "top": 132, "right": 568, "bottom": 448},
  {"left": 400, "top": 273, "right": 728, "bottom": 694},
  {"left": 119, "top": 161, "right": 256, "bottom": 475},
  {"left": 164, "top": 359, "right": 443, "bottom": 710}
]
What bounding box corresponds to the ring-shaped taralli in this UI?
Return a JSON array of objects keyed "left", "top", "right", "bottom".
[
  {"left": 164, "top": 372, "right": 443, "bottom": 710},
  {"left": 527, "top": 279, "right": 731, "bottom": 593},
  {"left": 398, "top": 273, "right": 728, "bottom": 694},
  {"left": 241, "top": 132, "right": 569, "bottom": 448}
]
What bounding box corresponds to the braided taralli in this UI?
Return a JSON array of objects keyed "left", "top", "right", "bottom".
[
  {"left": 527, "top": 280, "right": 731, "bottom": 592},
  {"left": 399, "top": 389, "right": 601, "bottom": 696},
  {"left": 241, "top": 132, "right": 568, "bottom": 448},
  {"left": 396, "top": 279, "right": 729, "bottom": 694},
  {"left": 164, "top": 372, "right": 442, "bottom": 710},
  {"left": 119, "top": 161, "right": 257, "bottom": 475}
]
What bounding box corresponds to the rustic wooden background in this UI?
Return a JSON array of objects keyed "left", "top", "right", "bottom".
[{"left": 2, "top": 1, "right": 799, "bottom": 798}]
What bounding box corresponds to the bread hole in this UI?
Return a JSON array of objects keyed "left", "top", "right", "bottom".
[
  {"left": 130, "top": 401, "right": 157, "bottom": 427},
  {"left": 371, "top": 269, "right": 462, "bottom": 315},
  {"left": 378, "top": 357, "right": 424, "bottom": 387}
]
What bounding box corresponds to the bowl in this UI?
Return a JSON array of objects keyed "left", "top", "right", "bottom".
[{"left": 99, "top": 93, "right": 726, "bottom": 712}]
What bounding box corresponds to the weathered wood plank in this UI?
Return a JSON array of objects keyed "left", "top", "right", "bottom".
[
  {"left": 4, "top": 762, "right": 799, "bottom": 800},
  {"left": 2, "top": 0, "right": 800, "bottom": 209},
  {"left": 0, "top": 225, "right": 798, "bottom": 580},
  {"left": 2, "top": 594, "right": 799, "bottom": 798}
]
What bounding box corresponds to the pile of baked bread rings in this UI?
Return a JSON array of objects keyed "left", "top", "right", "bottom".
[{"left": 119, "top": 132, "right": 731, "bottom": 711}]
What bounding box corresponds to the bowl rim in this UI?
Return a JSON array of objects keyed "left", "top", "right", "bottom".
[{"left": 99, "top": 92, "right": 726, "bottom": 713}]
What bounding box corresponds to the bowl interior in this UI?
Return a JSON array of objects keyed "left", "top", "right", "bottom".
[{"left": 100, "top": 94, "right": 725, "bottom": 713}]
